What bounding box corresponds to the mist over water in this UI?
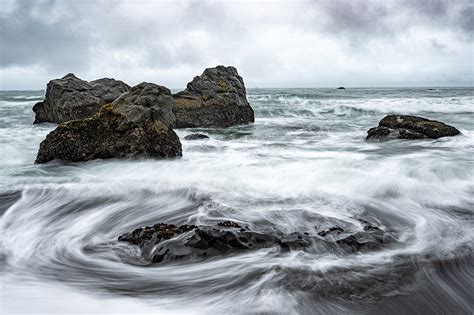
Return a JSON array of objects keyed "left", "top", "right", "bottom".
[{"left": 1, "top": 88, "right": 473, "bottom": 314}]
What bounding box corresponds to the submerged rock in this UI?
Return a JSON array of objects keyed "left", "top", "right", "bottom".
[
  {"left": 118, "top": 219, "right": 395, "bottom": 264},
  {"left": 173, "top": 65, "right": 255, "bottom": 128},
  {"left": 35, "top": 83, "right": 182, "bottom": 163},
  {"left": 33, "top": 73, "right": 130, "bottom": 124},
  {"left": 184, "top": 133, "right": 210, "bottom": 140},
  {"left": 367, "top": 115, "right": 460, "bottom": 141}
]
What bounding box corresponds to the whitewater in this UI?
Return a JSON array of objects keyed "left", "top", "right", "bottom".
[{"left": 1, "top": 88, "right": 473, "bottom": 314}]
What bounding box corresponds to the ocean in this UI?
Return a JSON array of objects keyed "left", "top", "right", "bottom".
[{"left": 0, "top": 88, "right": 473, "bottom": 314}]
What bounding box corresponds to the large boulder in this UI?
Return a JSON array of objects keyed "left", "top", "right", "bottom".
[
  {"left": 33, "top": 73, "right": 130, "bottom": 124},
  {"left": 367, "top": 115, "right": 460, "bottom": 141},
  {"left": 35, "top": 83, "right": 182, "bottom": 163},
  {"left": 117, "top": 219, "right": 395, "bottom": 264},
  {"left": 173, "top": 65, "right": 255, "bottom": 128}
]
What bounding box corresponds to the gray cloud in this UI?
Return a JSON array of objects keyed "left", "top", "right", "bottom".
[
  {"left": 0, "top": 0, "right": 472, "bottom": 89},
  {"left": 305, "top": 0, "right": 473, "bottom": 40},
  {"left": 0, "top": 0, "right": 90, "bottom": 71},
  {"left": 318, "top": 0, "right": 391, "bottom": 39}
]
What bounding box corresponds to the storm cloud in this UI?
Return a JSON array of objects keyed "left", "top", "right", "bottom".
[{"left": 0, "top": 0, "right": 472, "bottom": 89}]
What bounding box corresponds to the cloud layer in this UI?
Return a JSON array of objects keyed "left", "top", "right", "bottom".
[{"left": 1, "top": 0, "right": 472, "bottom": 89}]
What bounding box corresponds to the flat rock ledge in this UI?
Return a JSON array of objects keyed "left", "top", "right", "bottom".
[
  {"left": 367, "top": 115, "right": 460, "bottom": 141},
  {"left": 173, "top": 65, "right": 255, "bottom": 128},
  {"left": 33, "top": 73, "right": 130, "bottom": 124},
  {"left": 118, "top": 219, "right": 395, "bottom": 264},
  {"left": 35, "top": 82, "right": 182, "bottom": 163}
]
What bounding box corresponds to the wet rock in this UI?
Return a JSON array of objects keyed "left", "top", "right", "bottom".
[
  {"left": 184, "top": 133, "right": 210, "bottom": 140},
  {"left": 217, "top": 220, "right": 242, "bottom": 228},
  {"left": 315, "top": 220, "right": 393, "bottom": 252},
  {"left": 118, "top": 223, "right": 197, "bottom": 246},
  {"left": 367, "top": 115, "right": 460, "bottom": 141},
  {"left": 119, "top": 222, "right": 281, "bottom": 263},
  {"left": 33, "top": 73, "right": 130, "bottom": 124},
  {"left": 336, "top": 86, "right": 346, "bottom": 89},
  {"left": 173, "top": 65, "right": 255, "bottom": 128},
  {"left": 35, "top": 82, "right": 182, "bottom": 163},
  {"left": 317, "top": 226, "right": 344, "bottom": 237},
  {"left": 118, "top": 218, "right": 395, "bottom": 264}
]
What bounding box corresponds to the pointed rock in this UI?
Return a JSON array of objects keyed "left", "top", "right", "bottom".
[{"left": 173, "top": 65, "right": 254, "bottom": 128}]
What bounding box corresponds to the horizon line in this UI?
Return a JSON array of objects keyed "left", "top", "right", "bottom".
[{"left": 1, "top": 85, "right": 473, "bottom": 92}]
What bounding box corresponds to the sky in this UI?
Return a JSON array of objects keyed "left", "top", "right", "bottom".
[{"left": 0, "top": 0, "right": 473, "bottom": 89}]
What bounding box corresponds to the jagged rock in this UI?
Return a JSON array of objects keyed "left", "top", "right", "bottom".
[
  {"left": 118, "top": 219, "right": 395, "bottom": 264},
  {"left": 173, "top": 66, "right": 254, "bottom": 128},
  {"left": 33, "top": 73, "right": 130, "bottom": 124},
  {"left": 183, "top": 133, "right": 210, "bottom": 140},
  {"left": 35, "top": 83, "right": 182, "bottom": 163},
  {"left": 315, "top": 220, "right": 392, "bottom": 252},
  {"left": 367, "top": 115, "right": 460, "bottom": 141}
]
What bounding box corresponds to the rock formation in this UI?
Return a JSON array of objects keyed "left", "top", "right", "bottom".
[
  {"left": 33, "top": 73, "right": 130, "bottom": 124},
  {"left": 118, "top": 219, "right": 395, "bottom": 264},
  {"left": 367, "top": 115, "right": 460, "bottom": 141},
  {"left": 173, "top": 66, "right": 254, "bottom": 128},
  {"left": 35, "top": 83, "right": 182, "bottom": 163}
]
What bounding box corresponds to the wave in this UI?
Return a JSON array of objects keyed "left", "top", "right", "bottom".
[{"left": 251, "top": 95, "right": 474, "bottom": 119}]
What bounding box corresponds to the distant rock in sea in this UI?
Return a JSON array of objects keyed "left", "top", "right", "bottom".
[
  {"left": 184, "top": 133, "right": 210, "bottom": 140},
  {"left": 33, "top": 73, "right": 130, "bottom": 124},
  {"left": 366, "top": 115, "right": 460, "bottom": 141},
  {"left": 35, "top": 83, "right": 182, "bottom": 163},
  {"left": 337, "top": 86, "right": 346, "bottom": 89},
  {"left": 173, "top": 65, "right": 255, "bottom": 128}
]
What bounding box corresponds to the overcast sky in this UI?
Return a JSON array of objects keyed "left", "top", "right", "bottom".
[{"left": 0, "top": 0, "right": 473, "bottom": 89}]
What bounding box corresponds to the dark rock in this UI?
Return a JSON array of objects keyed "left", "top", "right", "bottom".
[
  {"left": 367, "top": 115, "right": 460, "bottom": 141},
  {"left": 173, "top": 65, "right": 255, "bottom": 128},
  {"left": 317, "top": 226, "right": 344, "bottom": 237},
  {"left": 35, "top": 82, "right": 182, "bottom": 163},
  {"left": 118, "top": 218, "right": 395, "bottom": 264},
  {"left": 118, "top": 223, "right": 197, "bottom": 246},
  {"left": 118, "top": 222, "right": 281, "bottom": 263},
  {"left": 183, "top": 133, "right": 210, "bottom": 140},
  {"left": 217, "top": 220, "right": 242, "bottom": 228},
  {"left": 33, "top": 73, "right": 130, "bottom": 124},
  {"left": 315, "top": 220, "right": 393, "bottom": 252},
  {"left": 367, "top": 126, "right": 391, "bottom": 139},
  {"left": 336, "top": 86, "right": 346, "bottom": 89}
]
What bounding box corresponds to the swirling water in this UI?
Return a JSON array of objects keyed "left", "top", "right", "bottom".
[{"left": 0, "top": 88, "right": 473, "bottom": 314}]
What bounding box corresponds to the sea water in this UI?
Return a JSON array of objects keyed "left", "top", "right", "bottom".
[{"left": 0, "top": 88, "right": 473, "bottom": 314}]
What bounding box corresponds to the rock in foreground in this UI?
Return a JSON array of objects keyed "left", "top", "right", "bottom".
[
  {"left": 118, "top": 219, "right": 394, "bottom": 264},
  {"left": 35, "top": 83, "right": 181, "bottom": 163},
  {"left": 173, "top": 66, "right": 254, "bottom": 128},
  {"left": 367, "top": 115, "right": 460, "bottom": 141},
  {"left": 33, "top": 73, "right": 130, "bottom": 124}
]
